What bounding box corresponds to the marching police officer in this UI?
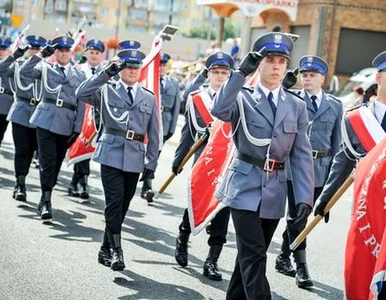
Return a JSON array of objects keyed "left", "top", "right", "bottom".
[
  {"left": 276, "top": 55, "right": 343, "bottom": 288},
  {"left": 314, "top": 51, "right": 386, "bottom": 300},
  {"left": 172, "top": 52, "right": 233, "bottom": 281},
  {"left": 314, "top": 52, "right": 386, "bottom": 218},
  {"left": 76, "top": 48, "right": 160, "bottom": 271},
  {"left": 0, "top": 37, "right": 13, "bottom": 146},
  {"left": 0, "top": 35, "right": 47, "bottom": 201},
  {"left": 19, "top": 35, "right": 86, "bottom": 221},
  {"left": 68, "top": 39, "right": 105, "bottom": 200},
  {"left": 211, "top": 32, "right": 314, "bottom": 299},
  {"left": 140, "top": 52, "right": 180, "bottom": 200}
]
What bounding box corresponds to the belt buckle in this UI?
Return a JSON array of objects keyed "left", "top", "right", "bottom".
[
  {"left": 264, "top": 159, "right": 276, "bottom": 172},
  {"left": 0, "top": 87, "right": 4, "bottom": 94},
  {"left": 30, "top": 98, "right": 36, "bottom": 105},
  {"left": 312, "top": 150, "right": 318, "bottom": 159},
  {"left": 56, "top": 99, "right": 63, "bottom": 107},
  {"left": 126, "top": 130, "right": 135, "bottom": 140}
]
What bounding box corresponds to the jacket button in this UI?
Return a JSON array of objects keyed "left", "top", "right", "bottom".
[{"left": 273, "top": 134, "right": 277, "bottom": 138}]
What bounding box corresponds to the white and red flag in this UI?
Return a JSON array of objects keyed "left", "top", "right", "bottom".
[
  {"left": 186, "top": 71, "right": 259, "bottom": 235},
  {"left": 139, "top": 36, "right": 163, "bottom": 150},
  {"left": 345, "top": 136, "right": 386, "bottom": 300}
]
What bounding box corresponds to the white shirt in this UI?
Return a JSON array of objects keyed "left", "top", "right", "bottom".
[
  {"left": 259, "top": 81, "right": 280, "bottom": 106},
  {"left": 81, "top": 63, "right": 100, "bottom": 79},
  {"left": 120, "top": 80, "right": 139, "bottom": 100},
  {"left": 56, "top": 63, "right": 71, "bottom": 76},
  {"left": 306, "top": 90, "right": 323, "bottom": 109},
  {"left": 374, "top": 98, "right": 386, "bottom": 124},
  {"left": 206, "top": 86, "right": 218, "bottom": 111}
]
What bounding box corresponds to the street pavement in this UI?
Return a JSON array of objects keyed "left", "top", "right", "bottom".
[{"left": 0, "top": 116, "right": 351, "bottom": 300}]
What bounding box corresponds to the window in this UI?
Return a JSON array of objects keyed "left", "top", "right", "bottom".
[
  {"left": 181, "top": 3, "right": 189, "bottom": 11},
  {"left": 32, "top": 0, "right": 39, "bottom": 7},
  {"left": 101, "top": 7, "right": 109, "bottom": 16},
  {"left": 129, "top": 9, "right": 147, "bottom": 21},
  {"left": 55, "top": 0, "right": 67, "bottom": 12},
  {"left": 192, "top": 18, "right": 200, "bottom": 27}
]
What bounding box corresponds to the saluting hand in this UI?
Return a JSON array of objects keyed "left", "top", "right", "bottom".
[
  {"left": 13, "top": 46, "right": 29, "bottom": 59},
  {"left": 237, "top": 48, "right": 267, "bottom": 77},
  {"left": 104, "top": 61, "right": 128, "bottom": 77},
  {"left": 282, "top": 67, "right": 299, "bottom": 89},
  {"left": 41, "top": 44, "right": 55, "bottom": 58}
]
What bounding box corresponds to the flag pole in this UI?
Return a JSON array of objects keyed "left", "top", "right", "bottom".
[
  {"left": 153, "top": 129, "right": 210, "bottom": 200},
  {"left": 290, "top": 174, "right": 354, "bottom": 251}
]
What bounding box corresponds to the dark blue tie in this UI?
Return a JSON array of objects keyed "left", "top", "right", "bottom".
[
  {"left": 60, "top": 66, "right": 66, "bottom": 77},
  {"left": 127, "top": 87, "right": 133, "bottom": 105},
  {"left": 160, "top": 77, "right": 164, "bottom": 93},
  {"left": 311, "top": 95, "right": 318, "bottom": 112},
  {"left": 267, "top": 92, "right": 276, "bottom": 116},
  {"left": 91, "top": 67, "right": 96, "bottom": 75},
  {"left": 381, "top": 112, "right": 386, "bottom": 132}
]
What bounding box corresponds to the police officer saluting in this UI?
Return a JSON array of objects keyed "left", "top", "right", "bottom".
[
  {"left": 68, "top": 39, "right": 105, "bottom": 199},
  {"left": 76, "top": 47, "right": 160, "bottom": 271},
  {"left": 0, "top": 35, "right": 47, "bottom": 201},
  {"left": 0, "top": 37, "right": 13, "bottom": 146},
  {"left": 140, "top": 52, "right": 180, "bottom": 201},
  {"left": 211, "top": 32, "right": 314, "bottom": 299},
  {"left": 172, "top": 52, "right": 233, "bottom": 281},
  {"left": 19, "top": 35, "right": 86, "bottom": 221},
  {"left": 276, "top": 55, "right": 343, "bottom": 288}
]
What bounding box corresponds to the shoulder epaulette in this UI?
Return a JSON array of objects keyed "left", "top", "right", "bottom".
[
  {"left": 283, "top": 87, "right": 304, "bottom": 100},
  {"left": 326, "top": 93, "right": 341, "bottom": 102},
  {"left": 142, "top": 86, "right": 155, "bottom": 95},
  {"left": 242, "top": 86, "right": 254, "bottom": 93}
]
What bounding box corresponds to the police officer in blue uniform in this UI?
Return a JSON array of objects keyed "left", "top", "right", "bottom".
[
  {"left": 0, "top": 37, "right": 13, "bottom": 146},
  {"left": 276, "top": 55, "right": 343, "bottom": 288},
  {"left": 19, "top": 35, "right": 86, "bottom": 221},
  {"left": 314, "top": 50, "right": 386, "bottom": 300},
  {"left": 173, "top": 52, "right": 233, "bottom": 281},
  {"left": 68, "top": 39, "right": 106, "bottom": 200},
  {"left": 211, "top": 32, "right": 314, "bottom": 299},
  {"left": 140, "top": 52, "right": 181, "bottom": 200},
  {"left": 0, "top": 35, "right": 47, "bottom": 201},
  {"left": 76, "top": 48, "right": 160, "bottom": 271},
  {"left": 314, "top": 52, "right": 386, "bottom": 219}
]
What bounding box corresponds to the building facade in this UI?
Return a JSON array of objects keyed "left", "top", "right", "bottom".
[{"left": 249, "top": 0, "right": 386, "bottom": 83}]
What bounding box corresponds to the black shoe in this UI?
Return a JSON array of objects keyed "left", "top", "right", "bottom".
[
  {"left": 68, "top": 183, "right": 80, "bottom": 197},
  {"left": 40, "top": 201, "right": 52, "bottom": 221},
  {"left": 98, "top": 247, "right": 112, "bottom": 267},
  {"left": 296, "top": 264, "right": 314, "bottom": 288},
  {"left": 140, "top": 190, "right": 147, "bottom": 199},
  {"left": 175, "top": 237, "right": 188, "bottom": 267},
  {"left": 80, "top": 184, "right": 89, "bottom": 199},
  {"left": 110, "top": 248, "right": 125, "bottom": 271},
  {"left": 275, "top": 255, "right": 296, "bottom": 277},
  {"left": 145, "top": 190, "right": 155, "bottom": 203},
  {"left": 203, "top": 260, "right": 222, "bottom": 281}
]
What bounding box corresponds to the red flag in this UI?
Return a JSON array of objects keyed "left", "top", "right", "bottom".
[
  {"left": 345, "top": 136, "right": 386, "bottom": 300},
  {"left": 67, "top": 104, "right": 97, "bottom": 166},
  {"left": 188, "top": 120, "right": 235, "bottom": 235}
]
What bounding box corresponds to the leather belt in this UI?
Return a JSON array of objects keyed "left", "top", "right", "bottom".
[
  {"left": 237, "top": 152, "right": 285, "bottom": 171},
  {"left": 0, "top": 87, "right": 13, "bottom": 96},
  {"left": 104, "top": 128, "right": 145, "bottom": 142},
  {"left": 42, "top": 98, "right": 77, "bottom": 111},
  {"left": 18, "top": 96, "right": 38, "bottom": 106},
  {"left": 161, "top": 106, "right": 172, "bottom": 113},
  {"left": 312, "top": 150, "right": 331, "bottom": 159}
]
